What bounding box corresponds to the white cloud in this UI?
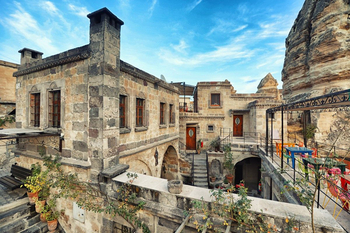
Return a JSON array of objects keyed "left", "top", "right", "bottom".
[
  {"left": 40, "top": 1, "right": 58, "bottom": 15},
  {"left": 148, "top": 0, "right": 157, "bottom": 17},
  {"left": 159, "top": 39, "right": 254, "bottom": 66},
  {"left": 3, "top": 2, "right": 58, "bottom": 54},
  {"left": 171, "top": 39, "right": 188, "bottom": 54},
  {"left": 68, "top": 4, "right": 89, "bottom": 17},
  {"left": 187, "top": 0, "right": 202, "bottom": 12}
]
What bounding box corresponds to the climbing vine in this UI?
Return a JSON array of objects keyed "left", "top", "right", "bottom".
[
  {"left": 41, "top": 153, "right": 150, "bottom": 233},
  {"left": 187, "top": 185, "right": 297, "bottom": 232},
  {"left": 0, "top": 115, "right": 14, "bottom": 127}
]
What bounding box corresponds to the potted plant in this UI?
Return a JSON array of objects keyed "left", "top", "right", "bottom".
[
  {"left": 35, "top": 184, "right": 50, "bottom": 213},
  {"left": 22, "top": 163, "right": 43, "bottom": 204},
  {"left": 223, "top": 145, "right": 234, "bottom": 184},
  {"left": 46, "top": 210, "right": 60, "bottom": 231},
  {"left": 44, "top": 199, "right": 60, "bottom": 231},
  {"left": 197, "top": 139, "right": 202, "bottom": 154},
  {"left": 210, "top": 137, "right": 220, "bottom": 151},
  {"left": 210, "top": 172, "right": 216, "bottom": 182}
]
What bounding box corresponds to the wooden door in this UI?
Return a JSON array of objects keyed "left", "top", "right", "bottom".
[
  {"left": 186, "top": 127, "right": 196, "bottom": 150},
  {"left": 233, "top": 115, "right": 243, "bottom": 136}
]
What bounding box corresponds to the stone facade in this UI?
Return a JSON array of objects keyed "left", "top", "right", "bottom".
[
  {"left": 0, "top": 60, "right": 18, "bottom": 169},
  {"left": 11, "top": 8, "right": 183, "bottom": 232},
  {"left": 180, "top": 77, "right": 283, "bottom": 151},
  {"left": 282, "top": 0, "right": 350, "bottom": 102}
]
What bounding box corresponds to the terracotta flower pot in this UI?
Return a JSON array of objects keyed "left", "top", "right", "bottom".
[
  {"left": 27, "top": 191, "right": 39, "bottom": 205},
  {"left": 40, "top": 213, "right": 47, "bottom": 222},
  {"left": 47, "top": 219, "right": 58, "bottom": 231},
  {"left": 225, "top": 174, "right": 234, "bottom": 184},
  {"left": 35, "top": 200, "right": 46, "bottom": 213}
]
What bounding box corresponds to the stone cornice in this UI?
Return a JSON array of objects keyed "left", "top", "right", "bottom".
[
  {"left": 179, "top": 114, "right": 225, "bottom": 120},
  {"left": 120, "top": 60, "right": 180, "bottom": 94},
  {"left": 0, "top": 60, "right": 19, "bottom": 69},
  {"left": 13, "top": 46, "right": 91, "bottom": 77}
]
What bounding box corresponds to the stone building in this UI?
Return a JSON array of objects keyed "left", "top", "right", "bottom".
[
  {"left": 0, "top": 60, "right": 17, "bottom": 120},
  {"left": 0, "top": 60, "right": 18, "bottom": 169},
  {"left": 8, "top": 8, "right": 190, "bottom": 232},
  {"left": 179, "top": 74, "right": 284, "bottom": 191}
]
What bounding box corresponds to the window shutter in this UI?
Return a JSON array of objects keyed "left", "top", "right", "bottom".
[
  {"left": 48, "top": 92, "right": 53, "bottom": 127},
  {"left": 30, "top": 94, "right": 35, "bottom": 126},
  {"left": 172, "top": 112, "right": 175, "bottom": 123}
]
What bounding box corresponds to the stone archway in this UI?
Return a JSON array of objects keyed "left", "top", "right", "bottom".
[
  {"left": 234, "top": 157, "right": 261, "bottom": 193},
  {"left": 130, "top": 160, "right": 152, "bottom": 176},
  {"left": 161, "top": 146, "right": 179, "bottom": 181}
]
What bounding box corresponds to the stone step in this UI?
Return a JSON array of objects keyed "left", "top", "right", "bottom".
[
  {"left": 193, "top": 181, "right": 208, "bottom": 187},
  {"left": 193, "top": 170, "right": 207, "bottom": 174},
  {"left": 18, "top": 215, "right": 46, "bottom": 233},
  {"left": 193, "top": 173, "right": 207, "bottom": 177},
  {"left": 0, "top": 203, "right": 31, "bottom": 226}
]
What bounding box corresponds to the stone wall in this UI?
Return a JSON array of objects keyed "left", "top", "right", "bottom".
[{"left": 0, "top": 60, "right": 18, "bottom": 103}]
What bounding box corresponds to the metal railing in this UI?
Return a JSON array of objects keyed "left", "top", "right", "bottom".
[
  {"left": 220, "top": 128, "right": 232, "bottom": 138},
  {"left": 262, "top": 145, "right": 350, "bottom": 232}
]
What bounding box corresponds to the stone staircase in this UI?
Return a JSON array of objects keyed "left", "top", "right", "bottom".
[
  {"left": 192, "top": 154, "right": 208, "bottom": 188},
  {"left": 0, "top": 198, "right": 62, "bottom": 233}
]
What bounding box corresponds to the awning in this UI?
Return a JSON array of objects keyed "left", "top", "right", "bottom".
[
  {"left": 0, "top": 128, "right": 60, "bottom": 140},
  {"left": 171, "top": 82, "right": 196, "bottom": 96}
]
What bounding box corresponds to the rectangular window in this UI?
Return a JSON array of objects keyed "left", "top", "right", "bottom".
[
  {"left": 30, "top": 93, "right": 40, "bottom": 127},
  {"left": 120, "top": 95, "right": 126, "bottom": 128},
  {"left": 160, "top": 103, "right": 165, "bottom": 125},
  {"left": 211, "top": 93, "right": 220, "bottom": 106},
  {"left": 48, "top": 90, "right": 61, "bottom": 128},
  {"left": 136, "top": 98, "right": 144, "bottom": 127},
  {"left": 169, "top": 104, "right": 174, "bottom": 124},
  {"left": 208, "top": 125, "right": 214, "bottom": 132}
]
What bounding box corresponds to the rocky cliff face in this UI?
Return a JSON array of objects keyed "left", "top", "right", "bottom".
[{"left": 282, "top": 0, "right": 350, "bottom": 102}]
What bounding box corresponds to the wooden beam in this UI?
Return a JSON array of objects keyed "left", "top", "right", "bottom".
[{"left": 174, "top": 214, "right": 191, "bottom": 233}]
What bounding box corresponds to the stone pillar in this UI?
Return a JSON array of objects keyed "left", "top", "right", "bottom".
[{"left": 87, "top": 8, "right": 124, "bottom": 180}]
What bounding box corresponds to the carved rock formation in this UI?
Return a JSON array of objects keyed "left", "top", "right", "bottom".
[
  {"left": 257, "top": 73, "right": 280, "bottom": 99},
  {"left": 282, "top": 0, "right": 350, "bottom": 102}
]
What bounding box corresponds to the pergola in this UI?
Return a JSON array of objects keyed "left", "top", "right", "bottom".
[{"left": 265, "top": 89, "right": 350, "bottom": 169}]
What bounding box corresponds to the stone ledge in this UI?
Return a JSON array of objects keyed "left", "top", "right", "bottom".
[
  {"left": 101, "top": 164, "right": 129, "bottom": 178},
  {"left": 120, "top": 128, "right": 131, "bottom": 134},
  {"left": 135, "top": 126, "right": 148, "bottom": 132},
  {"left": 159, "top": 124, "right": 167, "bottom": 129},
  {"left": 12, "top": 149, "right": 91, "bottom": 169}
]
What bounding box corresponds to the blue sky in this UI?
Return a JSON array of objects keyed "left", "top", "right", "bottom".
[{"left": 0, "top": 0, "right": 304, "bottom": 93}]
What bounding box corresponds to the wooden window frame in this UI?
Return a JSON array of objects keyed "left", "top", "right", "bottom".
[
  {"left": 120, "top": 95, "right": 126, "bottom": 128},
  {"left": 48, "top": 90, "right": 61, "bottom": 128},
  {"left": 160, "top": 102, "right": 165, "bottom": 125},
  {"left": 30, "top": 93, "right": 40, "bottom": 127},
  {"left": 169, "top": 104, "right": 175, "bottom": 124},
  {"left": 136, "top": 98, "right": 144, "bottom": 127},
  {"left": 211, "top": 93, "right": 220, "bottom": 106}
]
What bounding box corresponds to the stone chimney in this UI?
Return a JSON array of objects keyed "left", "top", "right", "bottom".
[
  {"left": 87, "top": 7, "right": 124, "bottom": 68},
  {"left": 18, "top": 48, "right": 43, "bottom": 66}
]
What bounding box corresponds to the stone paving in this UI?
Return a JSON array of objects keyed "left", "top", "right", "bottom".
[{"left": 0, "top": 168, "right": 27, "bottom": 207}]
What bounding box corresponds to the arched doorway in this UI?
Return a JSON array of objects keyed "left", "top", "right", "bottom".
[
  {"left": 235, "top": 157, "right": 261, "bottom": 193},
  {"left": 161, "top": 146, "right": 179, "bottom": 180}
]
